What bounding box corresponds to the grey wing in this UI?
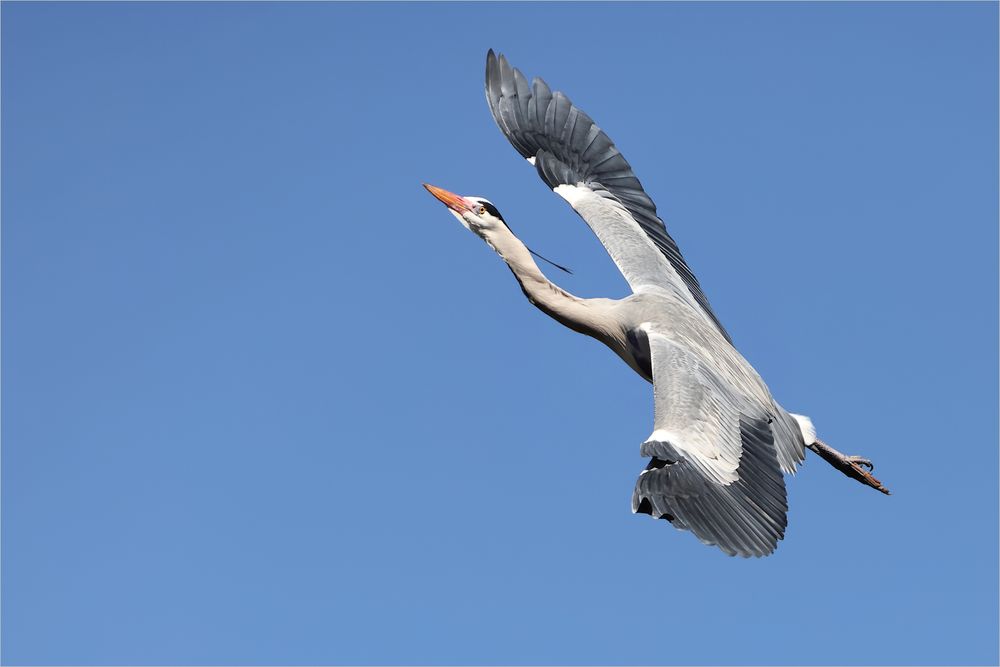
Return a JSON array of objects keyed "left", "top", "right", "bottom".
[
  {"left": 631, "top": 328, "right": 788, "bottom": 557},
  {"left": 485, "top": 50, "right": 732, "bottom": 344}
]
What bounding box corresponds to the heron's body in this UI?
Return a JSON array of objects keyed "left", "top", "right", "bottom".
[{"left": 424, "top": 51, "right": 888, "bottom": 558}]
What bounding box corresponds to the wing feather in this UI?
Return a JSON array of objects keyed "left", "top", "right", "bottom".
[
  {"left": 485, "top": 50, "right": 732, "bottom": 344},
  {"left": 632, "top": 330, "right": 789, "bottom": 557}
]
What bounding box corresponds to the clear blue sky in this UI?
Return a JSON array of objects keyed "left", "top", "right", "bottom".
[{"left": 3, "top": 2, "right": 997, "bottom": 665}]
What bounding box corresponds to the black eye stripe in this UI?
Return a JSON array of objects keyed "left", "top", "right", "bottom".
[{"left": 480, "top": 201, "right": 504, "bottom": 221}]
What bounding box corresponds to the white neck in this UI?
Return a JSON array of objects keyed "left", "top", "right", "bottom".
[{"left": 480, "top": 224, "right": 609, "bottom": 339}]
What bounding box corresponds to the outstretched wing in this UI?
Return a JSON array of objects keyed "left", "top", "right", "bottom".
[
  {"left": 631, "top": 328, "right": 788, "bottom": 557},
  {"left": 485, "top": 50, "right": 732, "bottom": 344}
]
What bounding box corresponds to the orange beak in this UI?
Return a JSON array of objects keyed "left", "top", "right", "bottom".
[{"left": 423, "top": 183, "right": 473, "bottom": 213}]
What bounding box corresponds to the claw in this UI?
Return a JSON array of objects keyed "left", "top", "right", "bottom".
[
  {"left": 849, "top": 461, "right": 890, "bottom": 495},
  {"left": 847, "top": 456, "right": 874, "bottom": 471}
]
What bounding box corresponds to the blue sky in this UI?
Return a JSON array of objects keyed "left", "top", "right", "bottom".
[{"left": 3, "top": 2, "right": 997, "bottom": 665}]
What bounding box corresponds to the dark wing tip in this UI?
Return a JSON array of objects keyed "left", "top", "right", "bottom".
[
  {"left": 634, "top": 422, "right": 788, "bottom": 558},
  {"left": 486, "top": 49, "right": 497, "bottom": 77}
]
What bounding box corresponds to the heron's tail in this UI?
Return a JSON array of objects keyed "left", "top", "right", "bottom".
[{"left": 789, "top": 413, "right": 817, "bottom": 445}]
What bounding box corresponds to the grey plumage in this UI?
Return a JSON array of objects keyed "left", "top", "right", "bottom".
[
  {"left": 424, "top": 50, "right": 885, "bottom": 558},
  {"left": 634, "top": 329, "right": 790, "bottom": 557}
]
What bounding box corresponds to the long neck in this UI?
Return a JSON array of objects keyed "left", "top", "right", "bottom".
[{"left": 481, "top": 225, "right": 608, "bottom": 338}]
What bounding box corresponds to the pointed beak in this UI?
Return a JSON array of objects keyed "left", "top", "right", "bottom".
[{"left": 423, "top": 183, "right": 473, "bottom": 213}]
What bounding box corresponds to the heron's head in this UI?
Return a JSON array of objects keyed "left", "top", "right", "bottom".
[
  {"left": 423, "top": 183, "right": 506, "bottom": 236},
  {"left": 422, "top": 183, "right": 573, "bottom": 274}
]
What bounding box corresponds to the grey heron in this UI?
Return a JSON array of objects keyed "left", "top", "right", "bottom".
[{"left": 424, "top": 50, "right": 888, "bottom": 558}]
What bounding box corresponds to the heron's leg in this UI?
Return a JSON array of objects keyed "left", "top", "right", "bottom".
[{"left": 807, "top": 439, "right": 891, "bottom": 495}]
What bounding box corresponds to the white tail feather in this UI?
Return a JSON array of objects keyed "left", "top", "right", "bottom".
[{"left": 790, "top": 413, "right": 817, "bottom": 446}]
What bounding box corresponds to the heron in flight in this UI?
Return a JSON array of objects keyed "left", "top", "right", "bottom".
[{"left": 425, "top": 50, "right": 887, "bottom": 558}]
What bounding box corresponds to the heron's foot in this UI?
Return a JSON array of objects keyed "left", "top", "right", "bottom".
[
  {"left": 844, "top": 455, "right": 873, "bottom": 471},
  {"left": 808, "top": 439, "right": 890, "bottom": 495}
]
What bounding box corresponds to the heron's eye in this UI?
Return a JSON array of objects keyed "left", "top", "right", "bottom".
[{"left": 478, "top": 206, "right": 487, "bottom": 215}]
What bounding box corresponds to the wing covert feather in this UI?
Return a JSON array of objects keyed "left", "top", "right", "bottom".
[{"left": 632, "top": 331, "right": 788, "bottom": 557}]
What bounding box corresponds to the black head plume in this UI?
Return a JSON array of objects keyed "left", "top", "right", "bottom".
[{"left": 527, "top": 248, "right": 572, "bottom": 274}]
